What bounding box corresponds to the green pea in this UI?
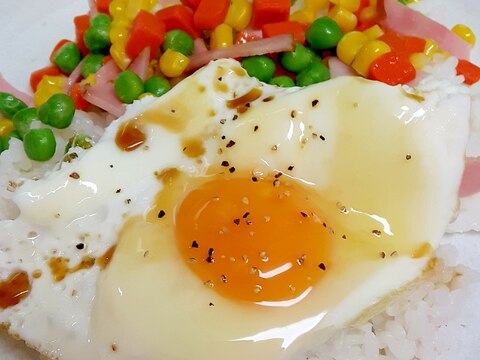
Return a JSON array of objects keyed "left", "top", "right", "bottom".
[
  {"left": 81, "top": 54, "right": 105, "bottom": 78},
  {"left": 306, "top": 17, "right": 343, "bottom": 50},
  {"left": 38, "top": 93, "right": 75, "bottom": 129},
  {"left": 144, "top": 76, "right": 171, "bottom": 97},
  {"left": 23, "top": 128, "right": 56, "bottom": 161},
  {"left": 296, "top": 61, "right": 331, "bottom": 86},
  {"left": 269, "top": 76, "right": 295, "bottom": 87},
  {"left": 0, "top": 92, "right": 27, "bottom": 118},
  {"left": 12, "top": 107, "right": 38, "bottom": 139},
  {"left": 114, "top": 70, "right": 144, "bottom": 104},
  {"left": 240, "top": 56, "right": 276, "bottom": 83},
  {"left": 279, "top": 42, "right": 316, "bottom": 73},
  {"left": 162, "top": 30, "right": 194, "bottom": 56},
  {"left": 84, "top": 14, "right": 111, "bottom": 52},
  {"left": 52, "top": 42, "right": 82, "bottom": 74}
]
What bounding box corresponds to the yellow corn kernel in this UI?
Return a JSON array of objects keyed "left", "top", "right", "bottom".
[
  {"left": 423, "top": 38, "right": 438, "bottom": 57},
  {"left": 289, "top": 9, "right": 316, "bottom": 24},
  {"left": 337, "top": 31, "right": 369, "bottom": 65},
  {"left": 225, "top": 0, "right": 252, "bottom": 31},
  {"left": 159, "top": 49, "right": 190, "bottom": 78},
  {"left": 33, "top": 75, "right": 66, "bottom": 107},
  {"left": 305, "top": 0, "right": 329, "bottom": 12},
  {"left": 363, "top": 24, "right": 384, "bottom": 40},
  {"left": 109, "top": 0, "right": 127, "bottom": 18},
  {"left": 147, "top": 60, "right": 158, "bottom": 79},
  {"left": 452, "top": 24, "right": 476, "bottom": 46},
  {"left": 0, "top": 119, "right": 14, "bottom": 137},
  {"left": 126, "top": 0, "right": 152, "bottom": 20},
  {"left": 111, "top": 43, "right": 131, "bottom": 70},
  {"left": 110, "top": 25, "right": 129, "bottom": 43},
  {"left": 328, "top": 6, "right": 358, "bottom": 33},
  {"left": 409, "top": 52, "right": 430, "bottom": 70},
  {"left": 329, "top": 0, "right": 360, "bottom": 12},
  {"left": 359, "top": 6, "right": 377, "bottom": 22},
  {"left": 210, "top": 24, "right": 234, "bottom": 49},
  {"left": 83, "top": 73, "right": 97, "bottom": 86},
  {"left": 352, "top": 40, "right": 391, "bottom": 76}
]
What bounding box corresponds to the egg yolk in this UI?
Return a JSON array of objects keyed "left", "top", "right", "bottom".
[{"left": 175, "top": 177, "right": 332, "bottom": 304}]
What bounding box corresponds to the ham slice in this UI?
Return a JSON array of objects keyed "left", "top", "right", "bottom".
[
  {"left": 380, "top": 0, "right": 471, "bottom": 60},
  {"left": 0, "top": 73, "right": 34, "bottom": 107},
  {"left": 187, "top": 34, "right": 294, "bottom": 71},
  {"left": 64, "top": 61, "right": 84, "bottom": 95},
  {"left": 83, "top": 82, "right": 125, "bottom": 118},
  {"left": 327, "top": 57, "right": 356, "bottom": 78},
  {"left": 128, "top": 48, "right": 150, "bottom": 81},
  {"left": 459, "top": 157, "right": 480, "bottom": 197}
]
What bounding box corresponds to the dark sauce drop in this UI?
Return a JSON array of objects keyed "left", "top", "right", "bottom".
[
  {"left": 115, "top": 120, "right": 146, "bottom": 151},
  {"left": 0, "top": 272, "right": 31, "bottom": 309}
]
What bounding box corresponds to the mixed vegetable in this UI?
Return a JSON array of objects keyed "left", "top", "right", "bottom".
[{"left": 1, "top": 0, "right": 480, "bottom": 162}]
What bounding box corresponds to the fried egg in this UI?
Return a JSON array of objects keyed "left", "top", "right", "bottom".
[{"left": 0, "top": 59, "right": 470, "bottom": 359}]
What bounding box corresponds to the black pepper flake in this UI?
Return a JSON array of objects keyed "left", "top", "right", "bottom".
[
  {"left": 158, "top": 210, "right": 166, "bottom": 218},
  {"left": 218, "top": 77, "right": 223, "bottom": 81},
  {"left": 290, "top": 110, "right": 297, "bottom": 118},
  {"left": 226, "top": 140, "right": 236, "bottom": 148},
  {"left": 274, "top": 172, "right": 283, "bottom": 178},
  {"left": 288, "top": 165, "right": 294, "bottom": 171},
  {"left": 380, "top": 251, "right": 386, "bottom": 259},
  {"left": 271, "top": 145, "right": 278, "bottom": 151},
  {"left": 372, "top": 229, "right": 382, "bottom": 236},
  {"left": 229, "top": 167, "right": 236, "bottom": 173},
  {"left": 273, "top": 179, "right": 280, "bottom": 187},
  {"left": 221, "top": 160, "right": 229, "bottom": 167},
  {"left": 319, "top": 135, "right": 326, "bottom": 141},
  {"left": 191, "top": 240, "right": 199, "bottom": 248},
  {"left": 242, "top": 212, "right": 250, "bottom": 218},
  {"left": 170, "top": 109, "right": 176, "bottom": 113},
  {"left": 406, "top": 154, "right": 412, "bottom": 160},
  {"left": 233, "top": 218, "right": 240, "bottom": 225},
  {"left": 300, "top": 211, "right": 308, "bottom": 218},
  {"left": 318, "top": 263, "right": 326, "bottom": 270},
  {"left": 232, "top": 114, "right": 238, "bottom": 121},
  {"left": 220, "top": 118, "right": 226, "bottom": 124},
  {"left": 109, "top": 164, "right": 114, "bottom": 168},
  {"left": 220, "top": 274, "right": 227, "bottom": 283},
  {"left": 209, "top": 302, "right": 215, "bottom": 306},
  {"left": 311, "top": 99, "right": 319, "bottom": 107},
  {"left": 342, "top": 234, "right": 347, "bottom": 239},
  {"left": 322, "top": 222, "right": 327, "bottom": 227},
  {"left": 125, "top": 199, "right": 131, "bottom": 204},
  {"left": 206, "top": 256, "right": 215, "bottom": 263},
  {"left": 297, "top": 254, "right": 306, "bottom": 265},
  {"left": 208, "top": 248, "right": 215, "bottom": 256},
  {"left": 254, "top": 125, "right": 259, "bottom": 132},
  {"left": 116, "top": 189, "right": 121, "bottom": 194},
  {"left": 263, "top": 96, "right": 274, "bottom": 102},
  {"left": 76, "top": 243, "right": 85, "bottom": 250},
  {"left": 69, "top": 172, "right": 80, "bottom": 179},
  {"left": 251, "top": 176, "right": 258, "bottom": 182},
  {"left": 221, "top": 135, "right": 226, "bottom": 140}
]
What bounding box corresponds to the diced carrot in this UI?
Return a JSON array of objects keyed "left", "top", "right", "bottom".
[
  {"left": 155, "top": 5, "right": 200, "bottom": 39},
  {"left": 96, "top": 0, "right": 113, "bottom": 14},
  {"left": 368, "top": 51, "right": 416, "bottom": 86},
  {"left": 125, "top": 10, "right": 166, "bottom": 60},
  {"left": 30, "top": 65, "right": 62, "bottom": 92},
  {"left": 262, "top": 21, "right": 305, "bottom": 44},
  {"left": 71, "top": 83, "right": 90, "bottom": 110},
  {"left": 456, "top": 59, "right": 480, "bottom": 85},
  {"left": 379, "top": 32, "right": 425, "bottom": 57},
  {"left": 356, "top": 19, "right": 379, "bottom": 31},
  {"left": 180, "top": 0, "right": 201, "bottom": 10},
  {"left": 193, "top": 0, "right": 230, "bottom": 31},
  {"left": 251, "top": 0, "right": 291, "bottom": 29},
  {"left": 50, "top": 39, "right": 71, "bottom": 63},
  {"left": 74, "top": 15, "right": 90, "bottom": 56},
  {"left": 234, "top": 29, "right": 263, "bottom": 44},
  {"left": 102, "top": 55, "right": 113, "bottom": 65}
]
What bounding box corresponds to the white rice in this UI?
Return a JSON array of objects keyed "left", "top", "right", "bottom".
[{"left": 0, "top": 59, "right": 480, "bottom": 360}]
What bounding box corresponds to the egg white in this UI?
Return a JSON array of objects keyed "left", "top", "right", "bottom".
[{"left": 0, "top": 59, "right": 470, "bottom": 359}]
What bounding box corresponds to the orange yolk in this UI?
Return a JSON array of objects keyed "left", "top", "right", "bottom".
[{"left": 175, "top": 177, "right": 332, "bottom": 304}]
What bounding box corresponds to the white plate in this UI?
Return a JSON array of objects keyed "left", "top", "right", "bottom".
[{"left": 0, "top": 1, "right": 479, "bottom": 359}]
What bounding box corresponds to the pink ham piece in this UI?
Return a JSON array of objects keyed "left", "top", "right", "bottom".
[
  {"left": 380, "top": 0, "right": 471, "bottom": 60},
  {"left": 128, "top": 48, "right": 150, "bottom": 81},
  {"left": 459, "top": 157, "right": 480, "bottom": 198},
  {"left": 187, "top": 34, "right": 294, "bottom": 72},
  {"left": 192, "top": 38, "right": 208, "bottom": 55},
  {"left": 82, "top": 82, "right": 125, "bottom": 118},
  {"left": 64, "top": 61, "right": 84, "bottom": 95},
  {"left": 327, "top": 57, "right": 356, "bottom": 78},
  {"left": 95, "top": 59, "right": 121, "bottom": 85},
  {"left": 0, "top": 74, "right": 34, "bottom": 107}
]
